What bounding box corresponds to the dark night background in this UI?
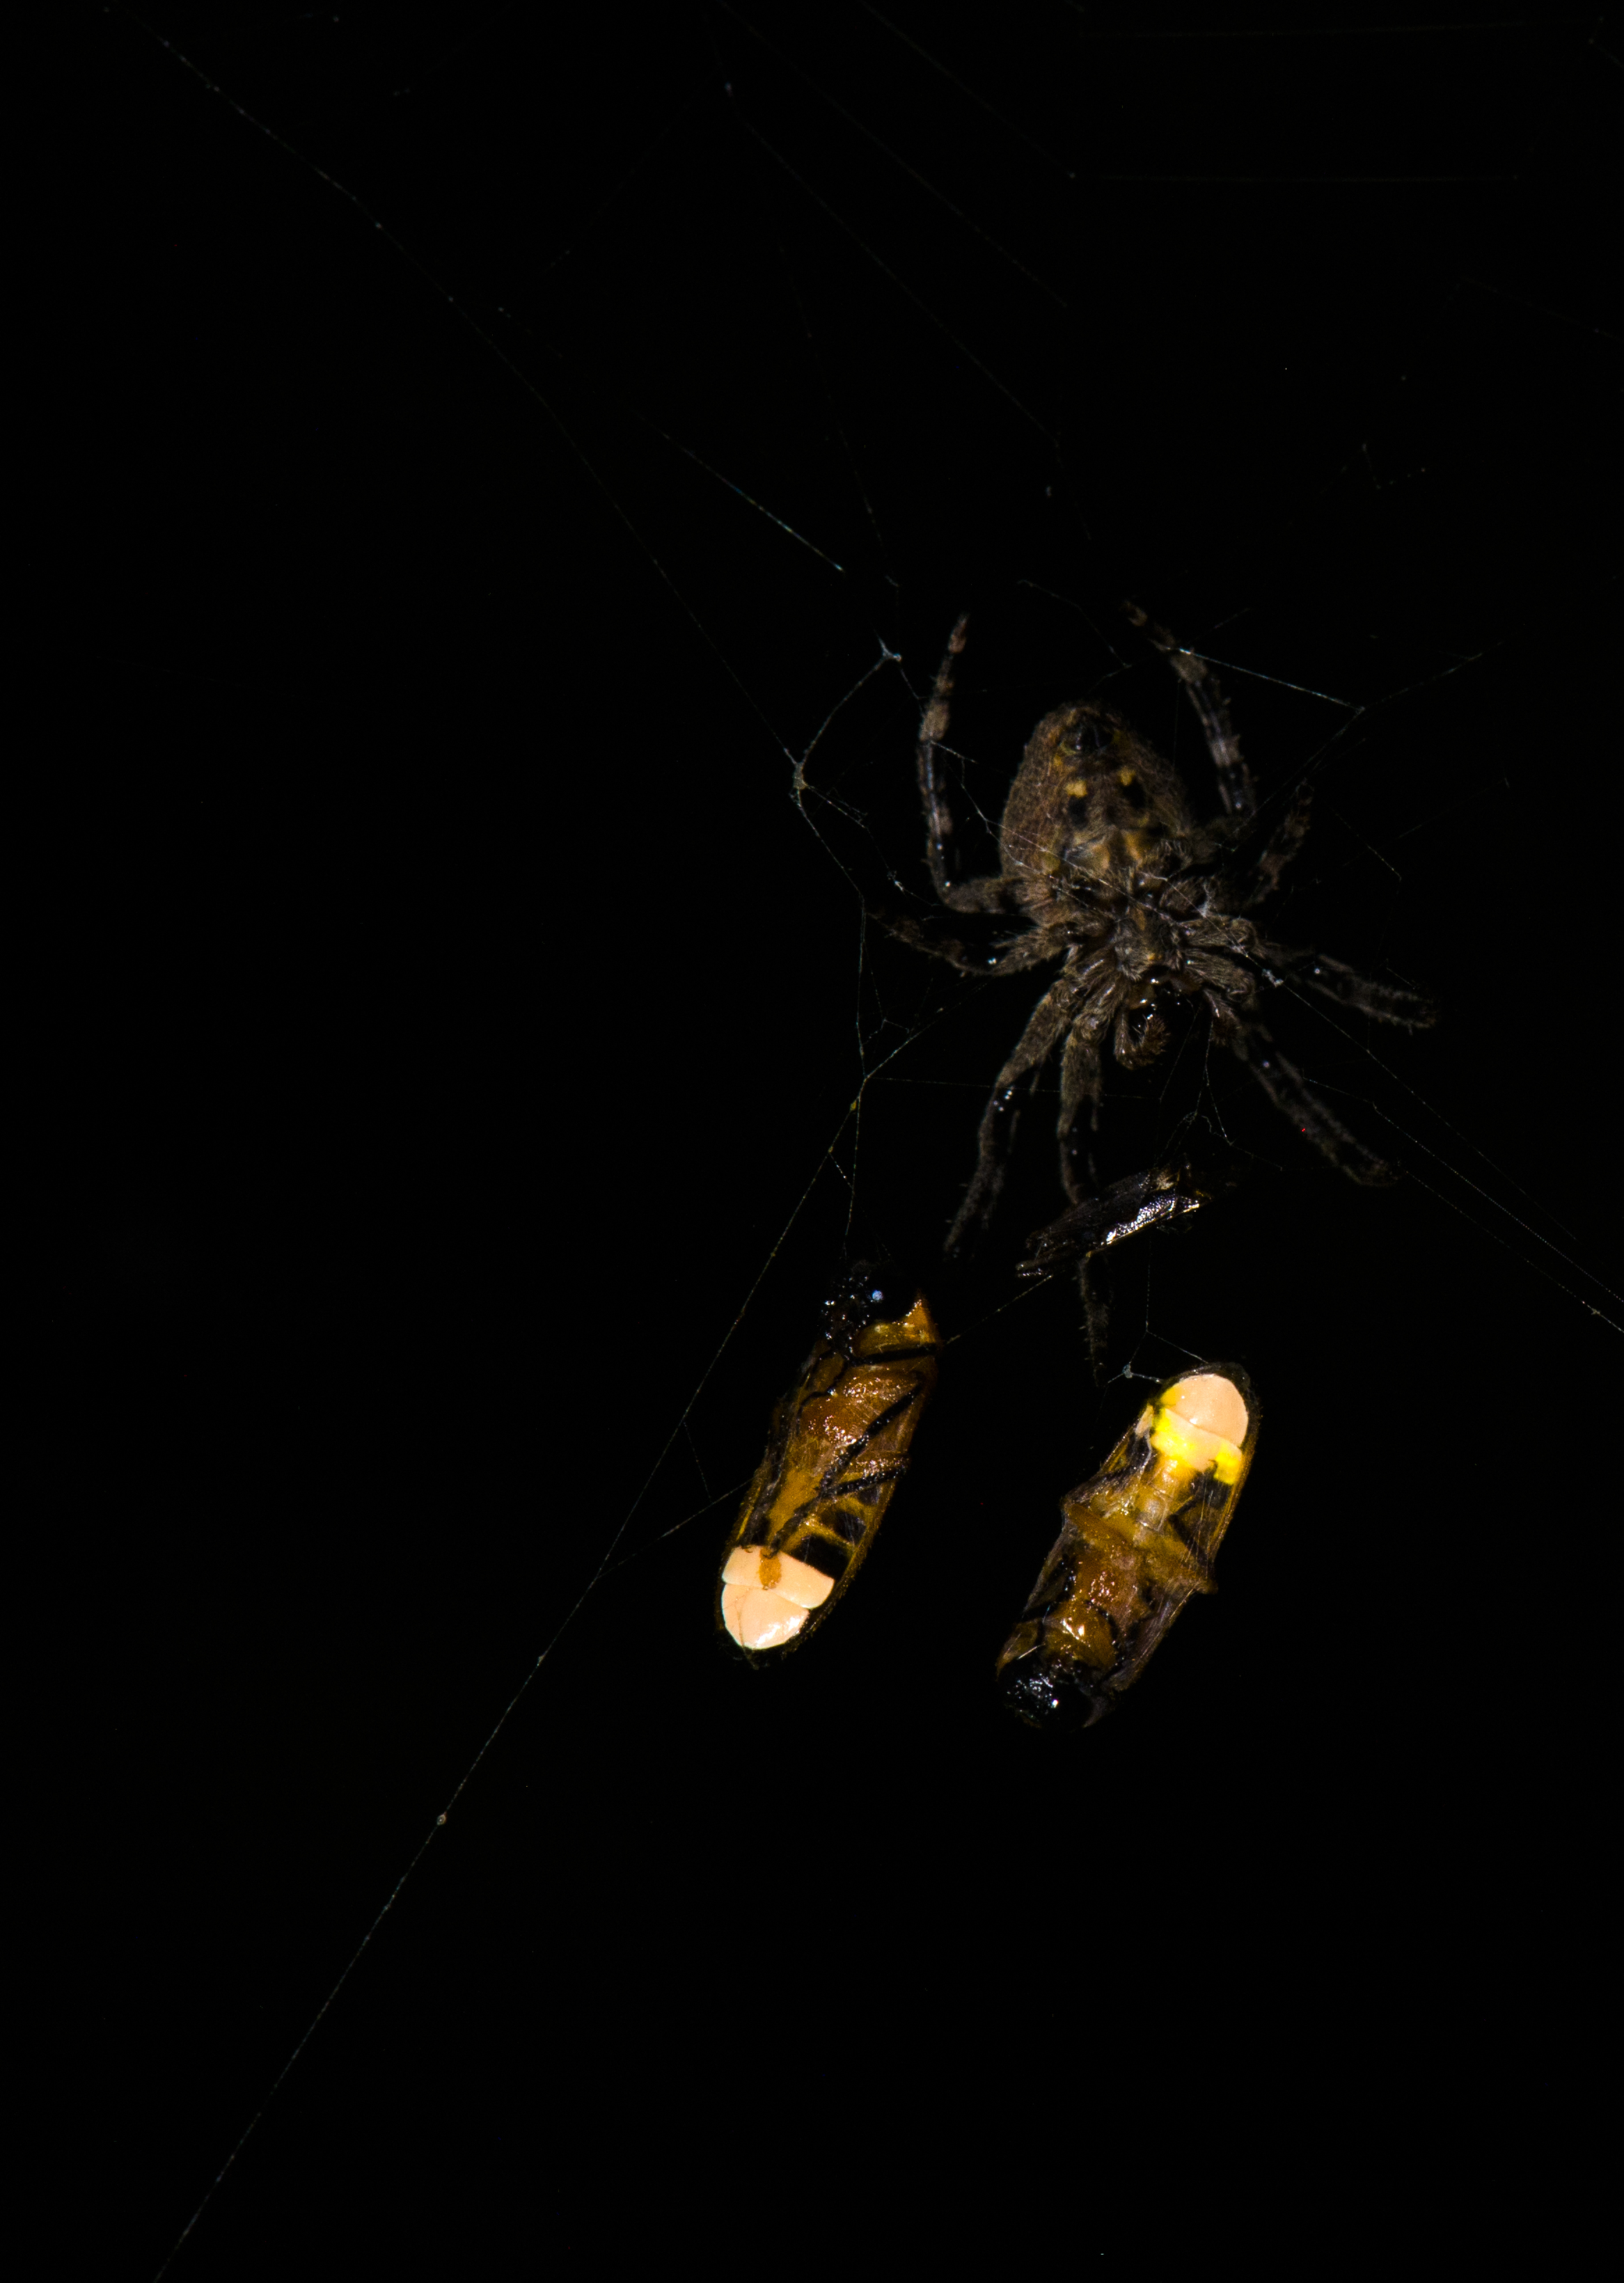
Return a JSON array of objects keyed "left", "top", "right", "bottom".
[{"left": 42, "top": 5, "right": 1616, "bottom": 2271}]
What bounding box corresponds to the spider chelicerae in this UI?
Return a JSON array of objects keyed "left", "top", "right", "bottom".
[{"left": 885, "top": 607, "right": 1435, "bottom": 1315}]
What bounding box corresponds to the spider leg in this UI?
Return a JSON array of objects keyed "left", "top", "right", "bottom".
[
  {"left": 869, "top": 904, "right": 1066, "bottom": 979},
  {"left": 1263, "top": 945, "right": 1435, "bottom": 1028},
  {"left": 1240, "top": 783, "right": 1314, "bottom": 906},
  {"left": 1050, "top": 990, "right": 1112, "bottom": 1364},
  {"left": 1056, "top": 984, "right": 1121, "bottom": 1201},
  {"left": 1054, "top": 985, "right": 1129, "bottom": 1375},
  {"left": 1076, "top": 1263, "right": 1112, "bottom": 1384},
  {"left": 1222, "top": 1009, "right": 1398, "bottom": 1183},
  {"left": 1185, "top": 950, "right": 1257, "bottom": 1010},
  {"left": 945, "top": 970, "right": 1085, "bottom": 1253},
  {"left": 915, "top": 614, "right": 1018, "bottom": 917},
  {"left": 1124, "top": 600, "right": 1256, "bottom": 819}
]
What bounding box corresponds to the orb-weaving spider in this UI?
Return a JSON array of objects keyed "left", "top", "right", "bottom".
[{"left": 885, "top": 608, "right": 1434, "bottom": 1298}]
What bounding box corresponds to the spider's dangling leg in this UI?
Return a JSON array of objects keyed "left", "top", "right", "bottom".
[
  {"left": 1075, "top": 1258, "right": 1112, "bottom": 1384},
  {"left": 945, "top": 970, "right": 1088, "bottom": 1256},
  {"left": 1055, "top": 988, "right": 1116, "bottom": 1204},
  {"left": 1056, "top": 991, "right": 1117, "bottom": 1379},
  {"left": 944, "top": 1080, "right": 1025, "bottom": 1256},
  {"left": 1057, "top": 1119, "right": 1118, "bottom": 1377},
  {"left": 1230, "top": 1018, "right": 1398, "bottom": 1184}
]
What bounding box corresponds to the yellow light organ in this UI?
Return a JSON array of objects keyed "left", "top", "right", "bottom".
[{"left": 996, "top": 1364, "right": 1259, "bottom": 1727}]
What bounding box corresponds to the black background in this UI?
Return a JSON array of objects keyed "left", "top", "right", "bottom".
[{"left": 47, "top": 5, "right": 1617, "bottom": 2270}]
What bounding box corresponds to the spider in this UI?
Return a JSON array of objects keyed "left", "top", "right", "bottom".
[{"left": 884, "top": 607, "right": 1434, "bottom": 1309}]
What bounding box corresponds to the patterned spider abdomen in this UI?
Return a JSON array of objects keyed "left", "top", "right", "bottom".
[
  {"left": 995, "top": 1364, "right": 1259, "bottom": 1727},
  {"left": 999, "top": 704, "right": 1195, "bottom": 899},
  {"left": 718, "top": 1269, "right": 940, "bottom": 1657}
]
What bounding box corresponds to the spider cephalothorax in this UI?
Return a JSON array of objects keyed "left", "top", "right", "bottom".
[{"left": 886, "top": 609, "right": 1433, "bottom": 1272}]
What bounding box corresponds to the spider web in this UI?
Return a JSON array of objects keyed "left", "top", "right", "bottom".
[{"left": 55, "top": 7, "right": 1618, "bottom": 2273}]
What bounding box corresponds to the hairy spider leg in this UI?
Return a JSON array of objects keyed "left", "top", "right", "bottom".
[
  {"left": 1213, "top": 1004, "right": 1396, "bottom": 1184},
  {"left": 875, "top": 906, "right": 1059, "bottom": 979},
  {"left": 1128, "top": 600, "right": 1321, "bottom": 910},
  {"left": 1055, "top": 979, "right": 1119, "bottom": 1200},
  {"left": 1281, "top": 947, "right": 1435, "bottom": 1026},
  {"left": 1240, "top": 787, "right": 1316, "bottom": 907},
  {"left": 1185, "top": 949, "right": 1256, "bottom": 1009},
  {"left": 944, "top": 965, "right": 1096, "bottom": 1253},
  {"left": 916, "top": 612, "right": 1011, "bottom": 915},
  {"left": 1055, "top": 984, "right": 1142, "bottom": 1375},
  {"left": 1124, "top": 600, "right": 1256, "bottom": 819}
]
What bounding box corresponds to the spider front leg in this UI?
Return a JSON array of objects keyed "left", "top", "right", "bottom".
[
  {"left": 1124, "top": 600, "right": 1256, "bottom": 820},
  {"left": 945, "top": 969, "right": 1090, "bottom": 1254},
  {"left": 1055, "top": 989, "right": 1121, "bottom": 1377},
  {"left": 915, "top": 615, "right": 1016, "bottom": 917},
  {"left": 872, "top": 907, "right": 1066, "bottom": 979},
  {"left": 1266, "top": 945, "right": 1436, "bottom": 1029},
  {"left": 1217, "top": 1005, "right": 1398, "bottom": 1183},
  {"left": 1056, "top": 985, "right": 1120, "bottom": 1204},
  {"left": 1239, "top": 784, "right": 1314, "bottom": 906}
]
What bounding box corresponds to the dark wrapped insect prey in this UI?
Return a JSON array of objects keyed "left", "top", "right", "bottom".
[
  {"left": 1017, "top": 1151, "right": 1245, "bottom": 1277},
  {"left": 997, "top": 1364, "right": 1259, "bottom": 1727}
]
